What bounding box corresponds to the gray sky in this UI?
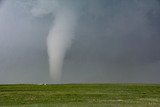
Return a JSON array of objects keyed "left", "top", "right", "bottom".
[{"left": 0, "top": 0, "right": 160, "bottom": 84}]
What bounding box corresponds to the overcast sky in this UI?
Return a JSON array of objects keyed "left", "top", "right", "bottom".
[{"left": 0, "top": 0, "right": 160, "bottom": 84}]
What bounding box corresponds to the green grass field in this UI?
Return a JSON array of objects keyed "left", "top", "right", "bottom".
[{"left": 0, "top": 84, "right": 160, "bottom": 107}]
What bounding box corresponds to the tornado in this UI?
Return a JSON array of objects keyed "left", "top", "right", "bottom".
[
  {"left": 30, "top": 0, "right": 77, "bottom": 83},
  {"left": 47, "top": 9, "right": 77, "bottom": 82}
]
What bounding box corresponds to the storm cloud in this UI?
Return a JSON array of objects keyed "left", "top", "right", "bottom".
[{"left": 0, "top": 0, "right": 160, "bottom": 84}]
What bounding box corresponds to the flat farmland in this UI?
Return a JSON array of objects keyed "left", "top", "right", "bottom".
[{"left": 0, "top": 84, "right": 160, "bottom": 107}]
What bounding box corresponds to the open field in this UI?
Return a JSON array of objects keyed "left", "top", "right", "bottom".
[{"left": 0, "top": 84, "right": 160, "bottom": 107}]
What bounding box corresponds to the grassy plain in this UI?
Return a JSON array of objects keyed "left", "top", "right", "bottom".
[{"left": 0, "top": 84, "right": 160, "bottom": 107}]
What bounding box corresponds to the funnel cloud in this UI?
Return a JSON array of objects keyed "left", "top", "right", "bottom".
[
  {"left": 31, "top": 0, "right": 77, "bottom": 82},
  {"left": 47, "top": 9, "right": 77, "bottom": 82}
]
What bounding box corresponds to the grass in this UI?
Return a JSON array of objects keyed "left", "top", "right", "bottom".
[{"left": 0, "top": 84, "right": 160, "bottom": 107}]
